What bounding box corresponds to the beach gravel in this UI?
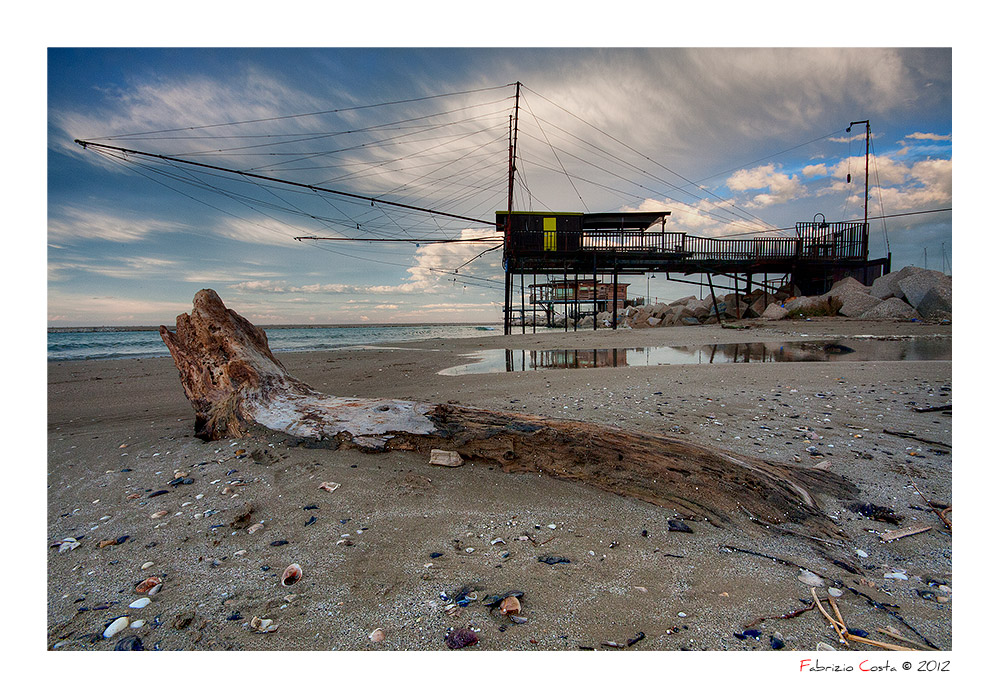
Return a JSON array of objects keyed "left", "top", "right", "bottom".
[{"left": 47, "top": 318, "right": 952, "bottom": 651}]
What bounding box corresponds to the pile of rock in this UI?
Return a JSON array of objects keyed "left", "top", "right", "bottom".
[{"left": 602, "top": 266, "right": 950, "bottom": 329}]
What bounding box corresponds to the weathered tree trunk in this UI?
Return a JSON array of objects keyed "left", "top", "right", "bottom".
[{"left": 160, "top": 290, "right": 855, "bottom": 539}]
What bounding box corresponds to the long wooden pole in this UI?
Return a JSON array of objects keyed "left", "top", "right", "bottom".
[{"left": 75, "top": 140, "right": 493, "bottom": 227}]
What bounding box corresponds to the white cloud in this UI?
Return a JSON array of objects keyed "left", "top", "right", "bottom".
[
  {"left": 726, "top": 165, "right": 806, "bottom": 208},
  {"left": 48, "top": 256, "right": 177, "bottom": 281},
  {"left": 875, "top": 158, "right": 952, "bottom": 211},
  {"left": 905, "top": 132, "right": 951, "bottom": 141},
  {"left": 52, "top": 68, "right": 331, "bottom": 162},
  {"left": 48, "top": 207, "right": 176, "bottom": 243},
  {"left": 818, "top": 154, "right": 948, "bottom": 206},
  {"left": 213, "top": 217, "right": 335, "bottom": 247}
]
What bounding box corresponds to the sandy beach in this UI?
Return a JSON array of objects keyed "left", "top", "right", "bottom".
[{"left": 47, "top": 318, "right": 952, "bottom": 653}]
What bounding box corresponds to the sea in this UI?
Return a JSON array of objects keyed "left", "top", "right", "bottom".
[{"left": 47, "top": 324, "right": 503, "bottom": 362}]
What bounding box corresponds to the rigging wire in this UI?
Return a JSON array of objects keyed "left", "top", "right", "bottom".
[
  {"left": 520, "top": 93, "right": 587, "bottom": 210},
  {"left": 516, "top": 110, "right": 766, "bottom": 230},
  {"left": 693, "top": 129, "right": 845, "bottom": 184},
  {"left": 87, "top": 83, "right": 516, "bottom": 140},
  {"left": 520, "top": 84, "right": 778, "bottom": 231},
  {"left": 75, "top": 140, "right": 495, "bottom": 227},
  {"left": 868, "top": 136, "right": 891, "bottom": 256},
  {"left": 87, "top": 146, "right": 506, "bottom": 290}
]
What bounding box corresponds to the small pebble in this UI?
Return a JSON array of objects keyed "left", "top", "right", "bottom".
[
  {"left": 129, "top": 597, "right": 151, "bottom": 609},
  {"left": 113, "top": 635, "right": 144, "bottom": 651},
  {"left": 445, "top": 627, "right": 478, "bottom": 649},
  {"left": 667, "top": 519, "right": 693, "bottom": 533}
]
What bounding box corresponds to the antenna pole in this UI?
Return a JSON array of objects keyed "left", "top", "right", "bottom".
[
  {"left": 847, "top": 120, "right": 871, "bottom": 230},
  {"left": 863, "top": 120, "right": 870, "bottom": 229}
]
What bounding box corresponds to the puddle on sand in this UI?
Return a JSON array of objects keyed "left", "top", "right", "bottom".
[{"left": 438, "top": 337, "right": 951, "bottom": 375}]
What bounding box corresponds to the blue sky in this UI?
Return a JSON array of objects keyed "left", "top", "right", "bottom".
[{"left": 47, "top": 46, "right": 953, "bottom": 326}]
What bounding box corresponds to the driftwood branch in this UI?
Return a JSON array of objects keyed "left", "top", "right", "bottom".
[
  {"left": 160, "top": 290, "right": 857, "bottom": 540},
  {"left": 882, "top": 429, "right": 951, "bottom": 449}
]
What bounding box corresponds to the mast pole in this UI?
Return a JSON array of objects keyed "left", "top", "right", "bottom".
[{"left": 503, "top": 81, "right": 521, "bottom": 335}]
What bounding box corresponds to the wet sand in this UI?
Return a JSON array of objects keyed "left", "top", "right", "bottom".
[{"left": 46, "top": 318, "right": 954, "bottom": 659}]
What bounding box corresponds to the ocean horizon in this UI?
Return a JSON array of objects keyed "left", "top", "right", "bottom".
[{"left": 47, "top": 323, "right": 503, "bottom": 362}]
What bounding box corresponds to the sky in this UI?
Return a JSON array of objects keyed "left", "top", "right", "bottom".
[{"left": 46, "top": 46, "right": 953, "bottom": 326}]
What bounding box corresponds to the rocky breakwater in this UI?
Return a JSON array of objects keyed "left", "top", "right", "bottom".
[{"left": 594, "top": 266, "right": 950, "bottom": 329}]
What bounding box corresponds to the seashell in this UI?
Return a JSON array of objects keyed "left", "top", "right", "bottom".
[
  {"left": 147, "top": 583, "right": 163, "bottom": 596},
  {"left": 129, "top": 620, "right": 146, "bottom": 629},
  {"left": 499, "top": 596, "right": 521, "bottom": 615},
  {"left": 250, "top": 616, "right": 277, "bottom": 633},
  {"left": 58, "top": 538, "right": 80, "bottom": 553},
  {"left": 318, "top": 481, "right": 341, "bottom": 492},
  {"left": 141, "top": 561, "right": 154, "bottom": 570},
  {"left": 247, "top": 523, "right": 264, "bottom": 534},
  {"left": 103, "top": 616, "right": 130, "bottom": 638},
  {"left": 136, "top": 576, "right": 162, "bottom": 594},
  {"left": 150, "top": 510, "right": 168, "bottom": 519},
  {"left": 369, "top": 628, "right": 385, "bottom": 643},
  {"left": 129, "top": 597, "right": 151, "bottom": 609},
  {"left": 281, "top": 564, "right": 303, "bottom": 587},
  {"left": 797, "top": 569, "right": 824, "bottom": 586}
]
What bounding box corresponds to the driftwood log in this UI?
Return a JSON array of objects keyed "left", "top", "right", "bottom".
[{"left": 160, "top": 290, "right": 856, "bottom": 539}]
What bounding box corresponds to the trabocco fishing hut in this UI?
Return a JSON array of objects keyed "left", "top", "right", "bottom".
[{"left": 497, "top": 209, "right": 889, "bottom": 334}]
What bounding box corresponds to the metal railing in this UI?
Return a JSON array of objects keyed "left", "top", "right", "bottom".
[{"left": 509, "top": 222, "right": 868, "bottom": 263}]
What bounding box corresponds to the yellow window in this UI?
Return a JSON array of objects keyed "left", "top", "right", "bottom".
[{"left": 543, "top": 217, "right": 557, "bottom": 251}]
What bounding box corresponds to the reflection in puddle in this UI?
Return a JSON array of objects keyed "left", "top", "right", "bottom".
[{"left": 439, "top": 337, "right": 951, "bottom": 375}]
